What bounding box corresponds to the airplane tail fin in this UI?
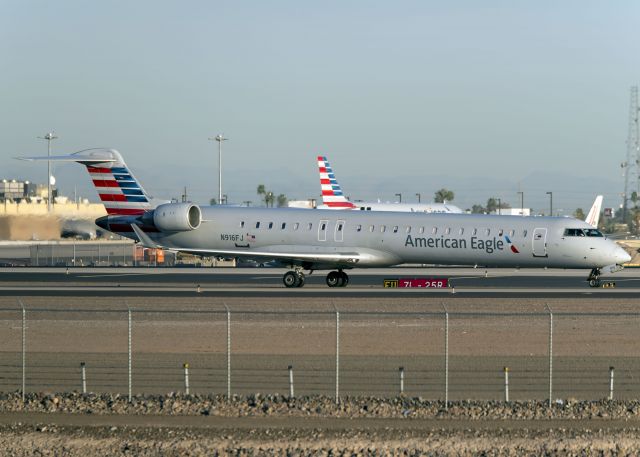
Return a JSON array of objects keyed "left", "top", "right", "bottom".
[
  {"left": 19, "top": 148, "right": 159, "bottom": 216},
  {"left": 317, "top": 156, "right": 356, "bottom": 208},
  {"left": 585, "top": 195, "right": 603, "bottom": 227}
]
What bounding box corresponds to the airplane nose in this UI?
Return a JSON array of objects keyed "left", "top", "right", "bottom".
[{"left": 614, "top": 246, "right": 632, "bottom": 264}]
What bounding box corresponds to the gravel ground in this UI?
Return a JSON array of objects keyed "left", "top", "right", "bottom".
[{"left": 3, "top": 393, "right": 640, "bottom": 455}]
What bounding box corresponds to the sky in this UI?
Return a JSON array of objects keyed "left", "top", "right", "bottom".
[{"left": 1, "top": 0, "right": 639, "bottom": 214}]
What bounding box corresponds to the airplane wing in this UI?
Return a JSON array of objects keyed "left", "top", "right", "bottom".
[{"left": 130, "top": 224, "right": 362, "bottom": 265}]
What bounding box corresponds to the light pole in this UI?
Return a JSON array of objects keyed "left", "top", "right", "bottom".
[
  {"left": 546, "top": 191, "right": 553, "bottom": 216},
  {"left": 209, "top": 134, "right": 228, "bottom": 204},
  {"left": 38, "top": 131, "right": 58, "bottom": 213},
  {"left": 497, "top": 197, "right": 502, "bottom": 215},
  {"left": 415, "top": 193, "right": 421, "bottom": 203},
  {"left": 517, "top": 191, "right": 524, "bottom": 216},
  {"left": 395, "top": 193, "right": 402, "bottom": 203}
]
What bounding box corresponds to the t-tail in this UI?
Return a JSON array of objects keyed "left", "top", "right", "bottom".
[
  {"left": 585, "top": 195, "right": 603, "bottom": 228},
  {"left": 19, "top": 148, "right": 159, "bottom": 216},
  {"left": 317, "top": 155, "right": 356, "bottom": 208}
]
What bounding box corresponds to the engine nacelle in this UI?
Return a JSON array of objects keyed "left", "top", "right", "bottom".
[{"left": 153, "top": 203, "right": 201, "bottom": 232}]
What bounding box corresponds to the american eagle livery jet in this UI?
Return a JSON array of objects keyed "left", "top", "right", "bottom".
[
  {"left": 317, "top": 155, "right": 463, "bottom": 213},
  {"left": 20, "top": 149, "right": 630, "bottom": 288}
]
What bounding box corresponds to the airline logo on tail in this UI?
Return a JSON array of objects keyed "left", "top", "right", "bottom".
[
  {"left": 317, "top": 156, "right": 356, "bottom": 208},
  {"left": 585, "top": 195, "right": 603, "bottom": 228},
  {"left": 87, "top": 163, "right": 150, "bottom": 216}
]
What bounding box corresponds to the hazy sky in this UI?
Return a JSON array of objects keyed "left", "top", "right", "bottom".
[{"left": 2, "top": 1, "right": 639, "bottom": 213}]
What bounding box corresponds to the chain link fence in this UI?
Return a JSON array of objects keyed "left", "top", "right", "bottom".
[{"left": 1, "top": 303, "right": 639, "bottom": 403}]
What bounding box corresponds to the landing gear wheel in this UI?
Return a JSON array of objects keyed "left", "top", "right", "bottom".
[
  {"left": 283, "top": 271, "right": 298, "bottom": 288},
  {"left": 338, "top": 271, "right": 349, "bottom": 287},
  {"left": 589, "top": 278, "right": 600, "bottom": 288},
  {"left": 295, "top": 274, "right": 305, "bottom": 288},
  {"left": 326, "top": 271, "right": 340, "bottom": 287},
  {"left": 587, "top": 268, "right": 601, "bottom": 288}
]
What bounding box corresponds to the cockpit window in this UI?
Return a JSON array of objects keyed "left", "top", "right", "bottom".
[{"left": 564, "top": 228, "right": 604, "bottom": 237}]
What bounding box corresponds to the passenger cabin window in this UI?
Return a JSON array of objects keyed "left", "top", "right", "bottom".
[
  {"left": 419, "top": 227, "right": 425, "bottom": 234},
  {"left": 459, "top": 228, "right": 464, "bottom": 235},
  {"left": 380, "top": 225, "right": 386, "bottom": 233},
  {"left": 294, "top": 223, "right": 299, "bottom": 230},
  {"left": 523, "top": 230, "right": 528, "bottom": 237},
  {"left": 405, "top": 226, "right": 411, "bottom": 234},
  {"left": 369, "top": 225, "right": 375, "bottom": 232},
  {"left": 472, "top": 228, "right": 477, "bottom": 236},
  {"left": 432, "top": 227, "right": 437, "bottom": 235},
  {"left": 356, "top": 224, "right": 362, "bottom": 232},
  {"left": 307, "top": 223, "right": 313, "bottom": 230},
  {"left": 281, "top": 222, "right": 286, "bottom": 230},
  {"left": 498, "top": 229, "right": 503, "bottom": 236},
  {"left": 445, "top": 227, "right": 451, "bottom": 235},
  {"left": 485, "top": 228, "right": 490, "bottom": 236},
  {"left": 393, "top": 226, "right": 399, "bottom": 233},
  {"left": 255, "top": 222, "right": 260, "bottom": 229},
  {"left": 509, "top": 229, "right": 515, "bottom": 237},
  {"left": 268, "top": 222, "right": 273, "bottom": 229},
  {"left": 240, "top": 221, "right": 245, "bottom": 228}
]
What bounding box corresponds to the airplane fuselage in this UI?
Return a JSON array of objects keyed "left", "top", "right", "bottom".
[{"left": 109, "top": 206, "right": 624, "bottom": 271}]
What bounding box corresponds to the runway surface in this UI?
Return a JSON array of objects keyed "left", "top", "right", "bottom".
[{"left": 0, "top": 266, "right": 639, "bottom": 297}]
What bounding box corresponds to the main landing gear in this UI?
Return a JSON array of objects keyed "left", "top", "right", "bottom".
[
  {"left": 587, "top": 268, "right": 601, "bottom": 288},
  {"left": 282, "top": 269, "right": 350, "bottom": 288},
  {"left": 283, "top": 269, "right": 305, "bottom": 288},
  {"left": 326, "top": 270, "right": 349, "bottom": 288}
]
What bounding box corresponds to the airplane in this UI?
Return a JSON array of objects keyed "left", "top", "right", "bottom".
[
  {"left": 316, "top": 156, "right": 464, "bottom": 213},
  {"left": 20, "top": 149, "right": 630, "bottom": 288},
  {"left": 585, "top": 195, "right": 603, "bottom": 228}
]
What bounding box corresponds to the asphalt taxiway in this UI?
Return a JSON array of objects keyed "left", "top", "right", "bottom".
[{"left": 0, "top": 266, "right": 638, "bottom": 298}]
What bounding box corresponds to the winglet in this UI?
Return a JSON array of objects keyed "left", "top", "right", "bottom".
[{"left": 130, "top": 224, "right": 161, "bottom": 248}]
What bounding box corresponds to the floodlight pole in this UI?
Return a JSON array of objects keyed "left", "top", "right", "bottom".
[
  {"left": 38, "top": 132, "right": 58, "bottom": 213},
  {"left": 546, "top": 191, "right": 553, "bottom": 216},
  {"left": 209, "top": 134, "right": 228, "bottom": 204}
]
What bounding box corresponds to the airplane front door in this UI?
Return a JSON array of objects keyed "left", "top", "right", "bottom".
[{"left": 532, "top": 228, "right": 547, "bottom": 257}]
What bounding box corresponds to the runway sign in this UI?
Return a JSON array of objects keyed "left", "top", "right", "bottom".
[{"left": 383, "top": 278, "right": 449, "bottom": 288}]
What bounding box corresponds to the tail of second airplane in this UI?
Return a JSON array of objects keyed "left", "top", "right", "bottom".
[
  {"left": 19, "top": 148, "right": 160, "bottom": 216},
  {"left": 585, "top": 195, "right": 603, "bottom": 227},
  {"left": 317, "top": 156, "right": 356, "bottom": 208}
]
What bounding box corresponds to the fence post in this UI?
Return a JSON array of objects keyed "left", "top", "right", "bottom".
[
  {"left": 184, "top": 363, "right": 190, "bottom": 395},
  {"left": 128, "top": 308, "right": 132, "bottom": 403},
  {"left": 546, "top": 304, "right": 553, "bottom": 407},
  {"left": 504, "top": 367, "right": 509, "bottom": 402},
  {"left": 399, "top": 366, "right": 405, "bottom": 395},
  {"left": 81, "top": 362, "right": 87, "bottom": 394},
  {"left": 288, "top": 365, "right": 294, "bottom": 398},
  {"left": 335, "top": 310, "right": 340, "bottom": 404},
  {"left": 443, "top": 304, "right": 449, "bottom": 410},
  {"left": 609, "top": 366, "right": 614, "bottom": 400},
  {"left": 225, "top": 304, "right": 231, "bottom": 400},
  {"left": 20, "top": 301, "right": 26, "bottom": 404}
]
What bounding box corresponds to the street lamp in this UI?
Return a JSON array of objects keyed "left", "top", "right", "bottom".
[
  {"left": 415, "top": 193, "right": 421, "bottom": 203},
  {"left": 546, "top": 191, "right": 553, "bottom": 216},
  {"left": 395, "top": 193, "right": 402, "bottom": 203},
  {"left": 208, "top": 134, "right": 228, "bottom": 204},
  {"left": 517, "top": 191, "right": 524, "bottom": 216},
  {"left": 497, "top": 197, "right": 502, "bottom": 215},
  {"left": 38, "top": 131, "right": 58, "bottom": 213}
]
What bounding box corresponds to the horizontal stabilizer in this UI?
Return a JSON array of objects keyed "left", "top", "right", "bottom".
[
  {"left": 131, "top": 224, "right": 160, "bottom": 248},
  {"left": 17, "top": 149, "right": 119, "bottom": 165}
]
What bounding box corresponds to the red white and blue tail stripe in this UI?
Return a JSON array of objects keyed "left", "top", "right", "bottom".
[
  {"left": 317, "top": 156, "right": 356, "bottom": 208},
  {"left": 19, "top": 148, "right": 156, "bottom": 216}
]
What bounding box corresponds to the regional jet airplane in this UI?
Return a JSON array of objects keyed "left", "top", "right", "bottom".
[
  {"left": 20, "top": 149, "right": 630, "bottom": 288},
  {"left": 316, "top": 156, "right": 463, "bottom": 213}
]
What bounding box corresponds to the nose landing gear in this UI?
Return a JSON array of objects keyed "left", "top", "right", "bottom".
[
  {"left": 587, "top": 268, "right": 601, "bottom": 288},
  {"left": 326, "top": 270, "right": 349, "bottom": 287}
]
